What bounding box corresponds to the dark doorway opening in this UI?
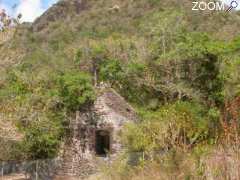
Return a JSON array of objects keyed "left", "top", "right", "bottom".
[{"left": 95, "top": 130, "right": 110, "bottom": 156}]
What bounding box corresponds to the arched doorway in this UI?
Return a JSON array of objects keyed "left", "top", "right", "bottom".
[{"left": 95, "top": 130, "right": 110, "bottom": 156}]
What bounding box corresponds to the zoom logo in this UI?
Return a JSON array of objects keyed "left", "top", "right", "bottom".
[{"left": 192, "top": 1, "right": 238, "bottom": 11}]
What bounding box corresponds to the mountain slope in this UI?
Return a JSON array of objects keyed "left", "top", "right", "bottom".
[{"left": 0, "top": 0, "right": 239, "bottom": 163}]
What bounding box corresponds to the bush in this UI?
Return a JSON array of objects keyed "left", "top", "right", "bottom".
[
  {"left": 57, "top": 71, "right": 95, "bottom": 111},
  {"left": 18, "top": 108, "right": 66, "bottom": 160},
  {"left": 22, "top": 114, "right": 64, "bottom": 159},
  {"left": 0, "top": 70, "right": 95, "bottom": 159},
  {"left": 100, "top": 58, "right": 124, "bottom": 86},
  {"left": 122, "top": 101, "right": 217, "bottom": 159}
]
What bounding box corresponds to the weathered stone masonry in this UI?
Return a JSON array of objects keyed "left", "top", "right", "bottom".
[{"left": 58, "top": 87, "right": 137, "bottom": 178}]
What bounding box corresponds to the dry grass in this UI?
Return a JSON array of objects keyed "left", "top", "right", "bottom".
[
  {"left": 201, "top": 146, "right": 240, "bottom": 180},
  {"left": 99, "top": 144, "right": 240, "bottom": 180},
  {"left": 0, "top": 28, "right": 15, "bottom": 44}
]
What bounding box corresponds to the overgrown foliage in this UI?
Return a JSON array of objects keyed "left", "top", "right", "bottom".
[
  {"left": 0, "top": 1, "right": 240, "bottom": 177},
  {"left": 0, "top": 69, "right": 95, "bottom": 159}
]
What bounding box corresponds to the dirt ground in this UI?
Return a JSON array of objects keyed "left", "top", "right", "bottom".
[
  {"left": 0, "top": 174, "right": 26, "bottom": 180},
  {"left": 0, "top": 173, "right": 103, "bottom": 180},
  {"left": 54, "top": 173, "right": 103, "bottom": 180}
]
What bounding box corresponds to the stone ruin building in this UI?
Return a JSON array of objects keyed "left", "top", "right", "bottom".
[{"left": 58, "top": 87, "right": 137, "bottom": 178}]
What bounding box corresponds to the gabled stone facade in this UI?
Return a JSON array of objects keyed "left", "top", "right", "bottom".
[{"left": 58, "top": 87, "right": 137, "bottom": 178}]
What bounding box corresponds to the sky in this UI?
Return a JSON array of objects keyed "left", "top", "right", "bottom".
[
  {"left": 0, "top": 0, "right": 59, "bottom": 22},
  {"left": 0, "top": 0, "right": 238, "bottom": 23}
]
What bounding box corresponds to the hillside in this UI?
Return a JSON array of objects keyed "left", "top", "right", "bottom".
[{"left": 0, "top": 0, "right": 240, "bottom": 179}]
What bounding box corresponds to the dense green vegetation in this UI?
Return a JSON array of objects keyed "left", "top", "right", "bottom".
[
  {"left": 0, "top": 70, "right": 95, "bottom": 159},
  {"left": 0, "top": 0, "right": 240, "bottom": 178}
]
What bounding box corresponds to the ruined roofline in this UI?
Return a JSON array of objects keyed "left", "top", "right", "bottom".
[{"left": 95, "top": 86, "right": 138, "bottom": 122}]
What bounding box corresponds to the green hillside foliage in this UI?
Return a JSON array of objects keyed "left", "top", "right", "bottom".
[
  {"left": 0, "top": 1, "right": 240, "bottom": 176},
  {"left": 0, "top": 69, "right": 94, "bottom": 159},
  {"left": 123, "top": 101, "right": 219, "bottom": 154}
]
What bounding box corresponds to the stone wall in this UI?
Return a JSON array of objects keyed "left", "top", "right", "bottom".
[{"left": 58, "top": 88, "right": 137, "bottom": 178}]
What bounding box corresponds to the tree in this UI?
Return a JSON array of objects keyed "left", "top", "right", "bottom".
[
  {"left": 0, "top": 9, "right": 21, "bottom": 43},
  {"left": 57, "top": 71, "right": 95, "bottom": 111}
]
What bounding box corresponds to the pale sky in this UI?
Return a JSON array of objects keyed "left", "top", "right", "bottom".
[{"left": 0, "top": 0, "right": 58, "bottom": 22}]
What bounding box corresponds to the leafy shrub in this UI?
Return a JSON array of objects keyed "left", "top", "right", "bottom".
[
  {"left": 57, "top": 71, "right": 95, "bottom": 111},
  {"left": 122, "top": 101, "right": 218, "bottom": 157},
  {"left": 0, "top": 69, "right": 95, "bottom": 159},
  {"left": 100, "top": 58, "right": 124, "bottom": 86},
  {"left": 22, "top": 113, "right": 64, "bottom": 159},
  {"left": 2, "top": 71, "right": 30, "bottom": 97}
]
